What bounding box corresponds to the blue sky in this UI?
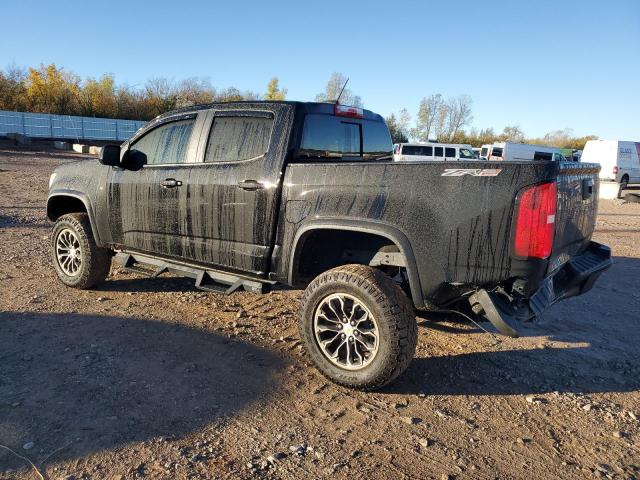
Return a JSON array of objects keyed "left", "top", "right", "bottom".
[{"left": 2, "top": 0, "right": 639, "bottom": 139}]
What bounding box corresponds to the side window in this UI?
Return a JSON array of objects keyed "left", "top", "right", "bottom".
[
  {"left": 130, "top": 119, "right": 195, "bottom": 165},
  {"left": 434, "top": 146, "right": 444, "bottom": 157},
  {"left": 205, "top": 115, "right": 274, "bottom": 163},
  {"left": 445, "top": 147, "right": 456, "bottom": 158},
  {"left": 423, "top": 146, "right": 433, "bottom": 156}
]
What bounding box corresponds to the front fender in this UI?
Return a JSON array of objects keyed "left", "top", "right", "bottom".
[{"left": 47, "top": 190, "right": 103, "bottom": 246}]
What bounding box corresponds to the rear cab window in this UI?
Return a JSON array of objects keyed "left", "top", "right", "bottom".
[{"left": 299, "top": 113, "right": 392, "bottom": 161}]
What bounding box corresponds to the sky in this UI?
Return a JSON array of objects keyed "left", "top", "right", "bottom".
[{"left": 2, "top": 0, "right": 639, "bottom": 139}]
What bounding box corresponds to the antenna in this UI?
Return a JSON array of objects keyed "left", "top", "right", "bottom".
[{"left": 335, "top": 78, "right": 349, "bottom": 104}]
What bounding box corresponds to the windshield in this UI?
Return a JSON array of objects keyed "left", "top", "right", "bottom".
[
  {"left": 299, "top": 114, "right": 392, "bottom": 160},
  {"left": 459, "top": 148, "right": 477, "bottom": 159}
]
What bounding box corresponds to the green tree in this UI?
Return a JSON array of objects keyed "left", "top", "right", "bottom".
[{"left": 385, "top": 113, "right": 408, "bottom": 143}]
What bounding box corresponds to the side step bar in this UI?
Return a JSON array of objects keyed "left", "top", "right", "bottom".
[{"left": 114, "top": 252, "right": 273, "bottom": 295}]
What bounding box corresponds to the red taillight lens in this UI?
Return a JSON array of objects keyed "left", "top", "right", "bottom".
[
  {"left": 334, "top": 104, "right": 364, "bottom": 118},
  {"left": 513, "top": 182, "right": 557, "bottom": 259},
  {"left": 613, "top": 165, "right": 618, "bottom": 175}
]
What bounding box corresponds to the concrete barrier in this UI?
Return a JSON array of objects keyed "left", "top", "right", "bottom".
[
  {"left": 54, "top": 141, "right": 71, "bottom": 151},
  {"left": 72, "top": 143, "right": 90, "bottom": 154},
  {"left": 7, "top": 133, "right": 32, "bottom": 144}
]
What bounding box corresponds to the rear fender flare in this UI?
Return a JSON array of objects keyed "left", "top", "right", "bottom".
[{"left": 289, "top": 220, "right": 425, "bottom": 309}]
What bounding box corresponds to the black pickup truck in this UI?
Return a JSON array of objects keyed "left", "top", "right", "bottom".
[{"left": 47, "top": 101, "right": 611, "bottom": 389}]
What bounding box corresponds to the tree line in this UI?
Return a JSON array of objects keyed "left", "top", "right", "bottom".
[
  {"left": 0, "top": 63, "right": 287, "bottom": 121},
  {"left": 0, "top": 64, "right": 596, "bottom": 149},
  {"left": 385, "top": 94, "right": 597, "bottom": 150}
]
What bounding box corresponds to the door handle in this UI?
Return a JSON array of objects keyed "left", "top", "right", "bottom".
[
  {"left": 160, "top": 178, "right": 182, "bottom": 188},
  {"left": 238, "top": 179, "right": 265, "bottom": 191}
]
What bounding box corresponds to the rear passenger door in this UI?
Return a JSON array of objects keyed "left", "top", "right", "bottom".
[
  {"left": 433, "top": 146, "right": 445, "bottom": 161},
  {"left": 182, "top": 106, "right": 292, "bottom": 276}
]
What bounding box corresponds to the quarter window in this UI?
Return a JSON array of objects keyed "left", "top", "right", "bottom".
[
  {"left": 205, "top": 115, "right": 274, "bottom": 163},
  {"left": 130, "top": 119, "right": 195, "bottom": 165}
]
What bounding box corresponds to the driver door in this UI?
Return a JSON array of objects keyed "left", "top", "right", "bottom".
[{"left": 107, "top": 113, "right": 204, "bottom": 258}]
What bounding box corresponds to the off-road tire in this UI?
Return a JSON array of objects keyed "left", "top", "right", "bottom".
[
  {"left": 51, "top": 213, "right": 112, "bottom": 289},
  {"left": 298, "top": 264, "right": 417, "bottom": 390}
]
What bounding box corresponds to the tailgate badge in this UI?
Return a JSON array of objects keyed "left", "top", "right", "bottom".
[{"left": 442, "top": 168, "right": 502, "bottom": 177}]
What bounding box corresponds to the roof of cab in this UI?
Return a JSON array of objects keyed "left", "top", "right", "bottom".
[{"left": 153, "top": 101, "right": 384, "bottom": 123}]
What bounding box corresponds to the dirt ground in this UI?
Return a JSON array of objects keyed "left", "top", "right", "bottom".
[{"left": 1, "top": 143, "right": 639, "bottom": 480}]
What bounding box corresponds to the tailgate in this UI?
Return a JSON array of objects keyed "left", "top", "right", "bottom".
[{"left": 548, "top": 162, "right": 601, "bottom": 273}]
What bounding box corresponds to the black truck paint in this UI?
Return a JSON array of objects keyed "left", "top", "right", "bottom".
[{"left": 48, "top": 101, "right": 611, "bottom": 332}]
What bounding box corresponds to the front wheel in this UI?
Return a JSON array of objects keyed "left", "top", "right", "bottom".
[
  {"left": 298, "top": 264, "right": 417, "bottom": 390},
  {"left": 51, "top": 213, "right": 112, "bottom": 289}
]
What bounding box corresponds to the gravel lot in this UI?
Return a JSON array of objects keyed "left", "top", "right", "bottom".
[{"left": 1, "top": 143, "right": 639, "bottom": 480}]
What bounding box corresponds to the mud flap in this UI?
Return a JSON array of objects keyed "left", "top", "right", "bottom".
[{"left": 469, "top": 289, "right": 520, "bottom": 338}]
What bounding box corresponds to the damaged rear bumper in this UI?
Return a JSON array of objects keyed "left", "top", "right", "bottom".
[{"left": 469, "top": 242, "right": 612, "bottom": 337}]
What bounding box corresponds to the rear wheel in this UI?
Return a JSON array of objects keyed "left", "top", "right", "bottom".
[
  {"left": 51, "top": 213, "right": 112, "bottom": 289},
  {"left": 298, "top": 264, "right": 417, "bottom": 390},
  {"left": 621, "top": 174, "right": 629, "bottom": 189}
]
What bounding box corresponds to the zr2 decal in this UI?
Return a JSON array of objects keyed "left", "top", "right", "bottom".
[{"left": 441, "top": 168, "right": 503, "bottom": 177}]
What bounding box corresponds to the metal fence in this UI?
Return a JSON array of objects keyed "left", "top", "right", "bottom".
[{"left": 0, "top": 110, "right": 147, "bottom": 142}]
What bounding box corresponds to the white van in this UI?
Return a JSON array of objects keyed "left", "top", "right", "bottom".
[
  {"left": 580, "top": 140, "right": 640, "bottom": 184},
  {"left": 480, "top": 144, "right": 492, "bottom": 159},
  {"left": 393, "top": 143, "right": 478, "bottom": 161},
  {"left": 486, "top": 142, "right": 565, "bottom": 162}
]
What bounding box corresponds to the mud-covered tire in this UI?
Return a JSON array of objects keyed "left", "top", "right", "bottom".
[
  {"left": 298, "top": 264, "right": 417, "bottom": 390},
  {"left": 51, "top": 213, "right": 112, "bottom": 289}
]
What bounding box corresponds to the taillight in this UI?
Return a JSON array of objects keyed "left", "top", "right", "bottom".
[
  {"left": 513, "top": 182, "right": 557, "bottom": 259},
  {"left": 613, "top": 165, "right": 618, "bottom": 175},
  {"left": 334, "top": 104, "right": 364, "bottom": 118}
]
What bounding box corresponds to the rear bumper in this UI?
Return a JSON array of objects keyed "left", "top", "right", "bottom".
[
  {"left": 529, "top": 242, "right": 612, "bottom": 316},
  {"left": 469, "top": 241, "right": 612, "bottom": 337}
]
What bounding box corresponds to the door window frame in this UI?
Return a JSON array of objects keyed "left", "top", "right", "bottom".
[
  {"left": 124, "top": 113, "right": 201, "bottom": 169},
  {"left": 202, "top": 109, "right": 276, "bottom": 165}
]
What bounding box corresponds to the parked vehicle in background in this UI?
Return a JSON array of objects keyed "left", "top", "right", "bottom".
[
  {"left": 581, "top": 140, "right": 640, "bottom": 186},
  {"left": 47, "top": 101, "right": 611, "bottom": 390},
  {"left": 393, "top": 142, "right": 478, "bottom": 161},
  {"left": 480, "top": 144, "right": 492, "bottom": 159},
  {"left": 486, "top": 142, "right": 565, "bottom": 162}
]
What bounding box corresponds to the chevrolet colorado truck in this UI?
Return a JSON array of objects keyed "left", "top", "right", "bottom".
[{"left": 47, "top": 101, "right": 611, "bottom": 389}]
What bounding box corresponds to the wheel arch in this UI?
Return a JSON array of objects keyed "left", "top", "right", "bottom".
[
  {"left": 288, "top": 220, "right": 425, "bottom": 309},
  {"left": 47, "top": 191, "right": 102, "bottom": 245}
]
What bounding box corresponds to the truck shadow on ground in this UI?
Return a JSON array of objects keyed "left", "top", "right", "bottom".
[
  {"left": 393, "top": 258, "right": 640, "bottom": 397},
  {"left": 0, "top": 312, "right": 284, "bottom": 470}
]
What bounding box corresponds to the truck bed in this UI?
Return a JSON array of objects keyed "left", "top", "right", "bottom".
[{"left": 275, "top": 160, "right": 600, "bottom": 307}]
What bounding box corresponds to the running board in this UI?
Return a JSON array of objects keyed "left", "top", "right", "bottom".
[{"left": 114, "top": 252, "right": 271, "bottom": 294}]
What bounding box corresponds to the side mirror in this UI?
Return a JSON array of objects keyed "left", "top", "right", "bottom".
[{"left": 99, "top": 144, "right": 121, "bottom": 166}]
